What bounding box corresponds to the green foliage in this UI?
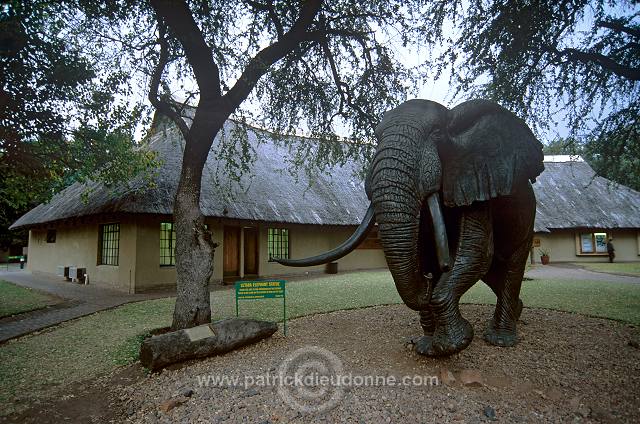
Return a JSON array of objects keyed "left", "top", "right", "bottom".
[
  {"left": 543, "top": 137, "right": 583, "bottom": 156},
  {"left": 584, "top": 110, "right": 640, "bottom": 191},
  {"left": 423, "top": 1, "right": 639, "bottom": 188},
  {"left": 0, "top": 1, "right": 159, "bottom": 248},
  {"left": 426, "top": 1, "right": 638, "bottom": 129},
  {"left": 73, "top": 1, "right": 431, "bottom": 174}
]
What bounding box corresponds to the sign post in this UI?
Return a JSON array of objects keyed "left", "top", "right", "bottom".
[{"left": 235, "top": 280, "right": 287, "bottom": 335}]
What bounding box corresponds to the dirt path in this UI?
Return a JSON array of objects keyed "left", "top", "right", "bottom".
[{"left": 6, "top": 304, "right": 635, "bottom": 423}]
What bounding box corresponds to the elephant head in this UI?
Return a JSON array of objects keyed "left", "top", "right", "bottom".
[{"left": 276, "top": 99, "right": 544, "bottom": 311}]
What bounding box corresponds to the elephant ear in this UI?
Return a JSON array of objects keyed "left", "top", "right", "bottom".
[{"left": 439, "top": 99, "right": 544, "bottom": 207}]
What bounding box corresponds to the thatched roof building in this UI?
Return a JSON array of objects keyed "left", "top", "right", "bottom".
[
  {"left": 11, "top": 121, "right": 370, "bottom": 229},
  {"left": 12, "top": 124, "right": 640, "bottom": 234},
  {"left": 13, "top": 121, "right": 640, "bottom": 291},
  {"left": 534, "top": 158, "right": 640, "bottom": 232}
]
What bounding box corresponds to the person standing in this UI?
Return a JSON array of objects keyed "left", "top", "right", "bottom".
[{"left": 607, "top": 238, "right": 615, "bottom": 263}]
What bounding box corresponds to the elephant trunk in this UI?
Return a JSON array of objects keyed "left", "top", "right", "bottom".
[
  {"left": 371, "top": 111, "right": 449, "bottom": 311},
  {"left": 376, "top": 209, "right": 428, "bottom": 311}
]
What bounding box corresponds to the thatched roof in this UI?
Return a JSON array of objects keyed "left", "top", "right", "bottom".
[
  {"left": 11, "top": 121, "right": 370, "bottom": 229},
  {"left": 11, "top": 124, "right": 640, "bottom": 233},
  {"left": 533, "top": 157, "right": 640, "bottom": 232}
]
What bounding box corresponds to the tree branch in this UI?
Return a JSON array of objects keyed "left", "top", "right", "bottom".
[
  {"left": 245, "top": 0, "right": 284, "bottom": 38},
  {"left": 223, "top": 0, "right": 323, "bottom": 111},
  {"left": 596, "top": 20, "right": 640, "bottom": 39},
  {"left": 319, "top": 36, "right": 347, "bottom": 112},
  {"left": 148, "top": 21, "right": 191, "bottom": 138},
  {"left": 150, "top": 0, "right": 222, "bottom": 101},
  {"left": 554, "top": 47, "right": 640, "bottom": 81}
]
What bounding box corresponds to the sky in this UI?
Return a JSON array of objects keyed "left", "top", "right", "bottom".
[{"left": 129, "top": 1, "right": 637, "bottom": 145}]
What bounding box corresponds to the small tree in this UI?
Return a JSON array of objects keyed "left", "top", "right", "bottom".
[{"left": 73, "top": 0, "right": 430, "bottom": 329}]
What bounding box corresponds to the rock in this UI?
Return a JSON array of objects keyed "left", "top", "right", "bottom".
[
  {"left": 484, "top": 374, "right": 511, "bottom": 388},
  {"left": 515, "top": 380, "right": 534, "bottom": 394},
  {"left": 245, "top": 387, "right": 259, "bottom": 397},
  {"left": 439, "top": 368, "right": 456, "bottom": 385},
  {"left": 483, "top": 406, "right": 497, "bottom": 421},
  {"left": 445, "top": 401, "right": 457, "bottom": 412},
  {"left": 568, "top": 396, "right": 581, "bottom": 409},
  {"left": 627, "top": 340, "right": 639, "bottom": 349},
  {"left": 459, "top": 369, "right": 483, "bottom": 387},
  {"left": 590, "top": 406, "right": 615, "bottom": 423},
  {"left": 140, "top": 318, "right": 278, "bottom": 370},
  {"left": 578, "top": 405, "right": 591, "bottom": 418},
  {"left": 546, "top": 387, "right": 563, "bottom": 401},
  {"left": 159, "top": 397, "right": 187, "bottom": 413}
]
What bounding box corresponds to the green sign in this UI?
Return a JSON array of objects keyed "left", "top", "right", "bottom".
[{"left": 235, "top": 280, "right": 287, "bottom": 335}]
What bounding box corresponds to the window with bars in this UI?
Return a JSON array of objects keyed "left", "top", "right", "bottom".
[
  {"left": 160, "top": 222, "right": 176, "bottom": 266},
  {"left": 98, "top": 223, "right": 120, "bottom": 266},
  {"left": 268, "top": 228, "right": 289, "bottom": 261}
]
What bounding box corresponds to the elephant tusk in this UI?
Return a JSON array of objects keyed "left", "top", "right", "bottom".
[
  {"left": 274, "top": 204, "right": 376, "bottom": 267},
  {"left": 427, "top": 194, "right": 451, "bottom": 272}
]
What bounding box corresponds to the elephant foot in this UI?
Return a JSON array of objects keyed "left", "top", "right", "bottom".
[
  {"left": 483, "top": 320, "right": 518, "bottom": 347},
  {"left": 415, "top": 317, "right": 474, "bottom": 357}
]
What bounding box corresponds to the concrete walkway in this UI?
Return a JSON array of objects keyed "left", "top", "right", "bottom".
[
  {"left": 525, "top": 263, "right": 640, "bottom": 284},
  {"left": 0, "top": 270, "right": 172, "bottom": 343}
]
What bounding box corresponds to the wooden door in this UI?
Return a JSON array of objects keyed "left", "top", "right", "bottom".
[
  {"left": 243, "top": 227, "right": 259, "bottom": 276},
  {"left": 223, "top": 227, "right": 240, "bottom": 277}
]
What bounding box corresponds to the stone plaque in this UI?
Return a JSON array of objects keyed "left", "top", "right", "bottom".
[{"left": 184, "top": 324, "right": 215, "bottom": 342}]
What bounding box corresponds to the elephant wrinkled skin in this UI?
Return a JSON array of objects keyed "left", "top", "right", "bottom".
[{"left": 276, "top": 99, "right": 544, "bottom": 357}]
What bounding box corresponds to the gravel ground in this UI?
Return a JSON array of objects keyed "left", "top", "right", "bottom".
[{"left": 115, "top": 304, "right": 640, "bottom": 423}]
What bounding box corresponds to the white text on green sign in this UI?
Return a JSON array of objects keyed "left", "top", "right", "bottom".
[{"left": 236, "top": 280, "right": 285, "bottom": 299}]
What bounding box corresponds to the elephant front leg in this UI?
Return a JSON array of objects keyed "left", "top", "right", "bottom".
[
  {"left": 416, "top": 207, "right": 492, "bottom": 357},
  {"left": 414, "top": 307, "right": 436, "bottom": 353}
]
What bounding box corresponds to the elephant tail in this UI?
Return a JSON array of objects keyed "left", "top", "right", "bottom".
[{"left": 273, "top": 205, "right": 376, "bottom": 267}]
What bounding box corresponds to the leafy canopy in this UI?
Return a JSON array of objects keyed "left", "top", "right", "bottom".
[
  {"left": 69, "top": 1, "right": 434, "bottom": 178},
  {"left": 0, "top": 1, "right": 158, "bottom": 248},
  {"left": 423, "top": 0, "right": 639, "bottom": 188}
]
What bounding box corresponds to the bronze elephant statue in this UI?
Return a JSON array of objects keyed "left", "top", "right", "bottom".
[{"left": 276, "top": 99, "right": 544, "bottom": 357}]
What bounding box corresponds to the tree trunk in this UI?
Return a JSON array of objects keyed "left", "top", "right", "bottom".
[
  {"left": 171, "top": 124, "right": 222, "bottom": 329},
  {"left": 141, "top": 318, "right": 278, "bottom": 370}
]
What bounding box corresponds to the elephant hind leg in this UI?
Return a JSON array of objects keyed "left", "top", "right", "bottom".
[{"left": 482, "top": 239, "right": 530, "bottom": 347}]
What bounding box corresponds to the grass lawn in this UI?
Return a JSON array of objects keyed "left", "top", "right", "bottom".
[
  {"left": 1, "top": 270, "right": 639, "bottom": 415},
  {"left": 574, "top": 262, "right": 640, "bottom": 276},
  {"left": 0, "top": 280, "right": 59, "bottom": 318}
]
